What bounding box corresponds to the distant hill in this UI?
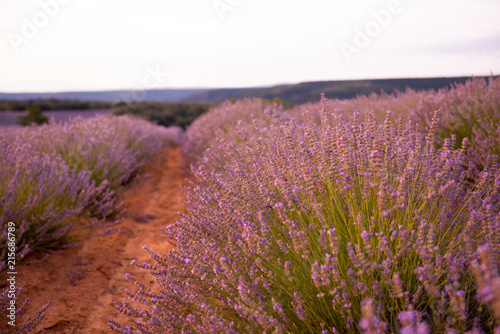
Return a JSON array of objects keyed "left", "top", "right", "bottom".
[
  {"left": 1, "top": 77, "right": 495, "bottom": 106},
  {"left": 180, "top": 76, "right": 494, "bottom": 105},
  {"left": 0, "top": 89, "right": 205, "bottom": 103}
]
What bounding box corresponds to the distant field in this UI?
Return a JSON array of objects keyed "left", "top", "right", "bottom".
[{"left": 0, "top": 109, "right": 110, "bottom": 128}]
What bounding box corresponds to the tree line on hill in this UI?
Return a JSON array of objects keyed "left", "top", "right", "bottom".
[
  {"left": 0, "top": 99, "right": 113, "bottom": 111},
  {"left": 1, "top": 99, "right": 214, "bottom": 129},
  {"left": 111, "top": 101, "right": 212, "bottom": 129}
]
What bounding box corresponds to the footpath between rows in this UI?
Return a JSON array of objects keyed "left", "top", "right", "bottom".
[{"left": 16, "top": 146, "right": 188, "bottom": 333}]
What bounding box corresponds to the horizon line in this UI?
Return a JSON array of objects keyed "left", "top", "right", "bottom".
[{"left": 0, "top": 73, "right": 496, "bottom": 95}]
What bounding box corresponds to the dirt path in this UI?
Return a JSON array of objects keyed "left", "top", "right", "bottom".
[{"left": 15, "top": 146, "right": 189, "bottom": 333}]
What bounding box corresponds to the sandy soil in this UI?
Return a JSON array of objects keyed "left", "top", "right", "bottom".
[{"left": 12, "top": 146, "right": 189, "bottom": 333}]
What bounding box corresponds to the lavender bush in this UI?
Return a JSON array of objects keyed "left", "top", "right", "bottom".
[
  {"left": 0, "top": 115, "right": 174, "bottom": 273},
  {"left": 182, "top": 98, "right": 285, "bottom": 167},
  {"left": 0, "top": 141, "right": 102, "bottom": 273},
  {"left": 110, "top": 101, "right": 500, "bottom": 333},
  {"left": 288, "top": 77, "right": 500, "bottom": 169},
  {"left": 5, "top": 115, "right": 171, "bottom": 196},
  {"left": 407, "top": 76, "right": 500, "bottom": 168},
  {"left": 184, "top": 77, "right": 500, "bottom": 171}
]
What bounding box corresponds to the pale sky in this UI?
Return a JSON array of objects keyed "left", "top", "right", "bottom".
[{"left": 0, "top": 0, "right": 499, "bottom": 92}]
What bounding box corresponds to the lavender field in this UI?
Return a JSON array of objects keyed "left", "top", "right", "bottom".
[
  {"left": 0, "top": 115, "right": 183, "bottom": 332},
  {"left": 113, "top": 77, "right": 500, "bottom": 333},
  {"left": 1, "top": 77, "right": 500, "bottom": 333}
]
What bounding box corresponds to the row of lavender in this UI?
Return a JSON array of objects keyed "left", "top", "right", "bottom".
[
  {"left": 289, "top": 76, "right": 500, "bottom": 170},
  {"left": 111, "top": 77, "right": 500, "bottom": 333},
  {"left": 0, "top": 115, "right": 178, "bottom": 332},
  {"left": 183, "top": 77, "right": 500, "bottom": 170}
]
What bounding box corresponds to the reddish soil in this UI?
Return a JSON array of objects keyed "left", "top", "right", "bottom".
[{"left": 13, "top": 146, "right": 189, "bottom": 333}]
